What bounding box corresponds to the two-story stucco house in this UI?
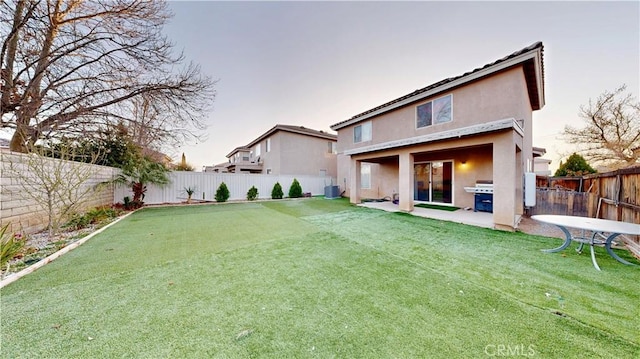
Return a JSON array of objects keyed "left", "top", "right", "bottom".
[
  {"left": 208, "top": 124, "right": 338, "bottom": 177},
  {"left": 330, "top": 42, "right": 545, "bottom": 231}
]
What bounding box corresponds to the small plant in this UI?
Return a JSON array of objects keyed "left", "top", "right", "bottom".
[
  {"left": 122, "top": 196, "right": 142, "bottom": 210},
  {"left": 64, "top": 206, "right": 122, "bottom": 230},
  {"left": 184, "top": 186, "right": 196, "bottom": 203},
  {"left": 288, "top": 178, "right": 303, "bottom": 198},
  {"left": 271, "top": 182, "right": 283, "bottom": 199},
  {"left": 247, "top": 186, "right": 258, "bottom": 201},
  {"left": 1, "top": 224, "right": 25, "bottom": 272},
  {"left": 215, "top": 182, "right": 230, "bottom": 202}
]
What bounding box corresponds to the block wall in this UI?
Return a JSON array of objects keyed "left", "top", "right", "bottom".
[{"left": 0, "top": 151, "right": 119, "bottom": 235}]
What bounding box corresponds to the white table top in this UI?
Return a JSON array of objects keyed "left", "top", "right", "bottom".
[{"left": 531, "top": 215, "right": 640, "bottom": 236}]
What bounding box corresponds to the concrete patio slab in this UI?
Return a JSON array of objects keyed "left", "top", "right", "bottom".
[{"left": 359, "top": 201, "right": 495, "bottom": 229}]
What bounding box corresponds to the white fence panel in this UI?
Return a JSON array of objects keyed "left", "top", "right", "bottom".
[{"left": 114, "top": 172, "right": 337, "bottom": 204}]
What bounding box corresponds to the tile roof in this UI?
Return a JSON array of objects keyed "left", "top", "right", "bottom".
[
  {"left": 331, "top": 42, "right": 544, "bottom": 130},
  {"left": 226, "top": 124, "right": 337, "bottom": 158}
]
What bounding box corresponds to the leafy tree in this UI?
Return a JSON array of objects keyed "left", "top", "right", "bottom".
[
  {"left": 554, "top": 153, "right": 597, "bottom": 177},
  {"left": 1, "top": 0, "right": 215, "bottom": 153},
  {"left": 271, "top": 182, "right": 283, "bottom": 200},
  {"left": 174, "top": 153, "right": 195, "bottom": 171},
  {"left": 215, "top": 182, "right": 230, "bottom": 202},
  {"left": 562, "top": 85, "right": 640, "bottom": 169},
  {"left": 288, "top": 178, "right": 303, "bottom": 198},
  {"left": 50, "top": 123, "right": 141, "bottom": 167}
]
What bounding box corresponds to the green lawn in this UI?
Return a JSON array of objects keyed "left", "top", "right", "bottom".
[{"left": 1, "top": 198, "right": 639, "bottom": 358}]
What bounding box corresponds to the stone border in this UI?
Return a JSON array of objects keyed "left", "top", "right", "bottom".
[{"left": 0, "top": 210, "right": 136, "bottom": 289}]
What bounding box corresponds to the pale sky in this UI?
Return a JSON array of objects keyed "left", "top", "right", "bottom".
[
  {"left": 8, "top": 1, "right": 635, "bottom": 172},
  {"left": 164, "top": 1, "right": 639, "bottom": 172}
]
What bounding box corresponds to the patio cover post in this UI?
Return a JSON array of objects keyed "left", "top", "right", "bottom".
[
  {"left": 398, "top": 152, "right": 414, "bottom": 212},
  {"left": 350, "top": 158, "right": 361, "bottom": 204},
  {"left": 493, "top": 136, "right": 518, "bottom": 230}
]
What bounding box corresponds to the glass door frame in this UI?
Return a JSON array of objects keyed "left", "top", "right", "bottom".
[{"left": 413, "top": 159, "right": 455, "bottom": 205}]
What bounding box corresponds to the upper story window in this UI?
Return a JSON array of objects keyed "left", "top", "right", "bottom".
[
  {"left": 354, "top": 121, "right": 372, "bottom": 143},
  {"left": 266, "top": 138, "right": 271, "bottom": 152},
  {"left": 417, "top": 94, "right": 452, "bottom": 128},
  {"left": 328, "top": 141, "right": 337, "bottom": 154},
  {"left": 255, "top": 143, "right": 261, "bottom": 157}
]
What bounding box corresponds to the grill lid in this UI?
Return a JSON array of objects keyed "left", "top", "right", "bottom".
[{"left": 464, "top": 180, "right": 494, "bottom": 194}]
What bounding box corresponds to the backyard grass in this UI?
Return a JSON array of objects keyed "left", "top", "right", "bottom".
[{"left": 1, "top": 198, "right": 638, "bottom": 358}]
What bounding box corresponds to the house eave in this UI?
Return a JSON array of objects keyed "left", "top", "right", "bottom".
[
  {"left": 343, "top": 118, "right": 524, "bottom": 156},
  {"left": 245, "top": 125, "right": 337, "bottom": 149},
  {"left": 331, "top": 45, "right": 544, "bottom": 131}
]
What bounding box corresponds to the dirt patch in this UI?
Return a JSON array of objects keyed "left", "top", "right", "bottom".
[{"left": 516, "top": 216, "right": 565, "bottom": 238}]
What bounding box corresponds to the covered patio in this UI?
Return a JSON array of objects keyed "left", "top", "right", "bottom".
[{"left": 359, "top": 200, "right": 494, "bottom": 229}]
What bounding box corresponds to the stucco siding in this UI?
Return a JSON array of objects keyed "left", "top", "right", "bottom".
[
  {"left": 262, "top": 132, "right": 282, "bottom": 174},
  {"left": 279, "top": 132, "right": 337, "bottom": 177},
  {"left": 339, "top": 67, "right": 530, "bottom": 153}
]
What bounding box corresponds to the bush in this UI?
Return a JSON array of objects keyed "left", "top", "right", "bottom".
[
  {"left": 64, "top": 206, "right": 122, "bottom": 230},
  {"left": 215, "top": 182, "right": 230, "bottom": 202},
  {"left": 271, "top": 182, "right": 283, "bottom": 199},
  {"left": 247, "top": 186, "right": 258, "bottom": 201},
  {"left": 288, "top": 178, "right": 303, "bottom": 198},
  {"left": 1, "top": 224, "right": 25, "bottom": 268},
  {"left": 122, "top": 196, "right": 143, "bottom": 210}
]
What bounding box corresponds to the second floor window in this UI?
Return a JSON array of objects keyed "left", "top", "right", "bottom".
[
  {"left": 354, "top": 121, "right": 372, "bottom": 143},
  {"left": 417, "top": 94, "right": 452, "bottom": 128},
  {"left": 266, "top": 138, "right": 271, "bottom": 152},
  {"left": 328, "top": 141, "right": 337, "bottom": 154},
  {"left": 255, "top": 143, "right": 261, "bottom": 157}
]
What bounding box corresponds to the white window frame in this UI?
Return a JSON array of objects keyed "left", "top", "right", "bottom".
[
  {"left": 416, "top": 94, "right": 453, "bottom": 129},
  {"left": 354, "top": 121, "right": 372, "bottom": 143},
  {"left": 255, "top": 143, "right": 261, "bottom": 157},
  {"left": 361, "top": 163, "right": 371, "bottom": 189},
  {"left": 266, "top": 138, "right": 271, "bottom": 152}
]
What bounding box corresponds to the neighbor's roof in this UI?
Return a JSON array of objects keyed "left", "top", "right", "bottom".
[
  {"left": 331, "top": 41, "right": 545, "bottom": 131},
  {"left": 226, "top": 124, "right": 337, "bottom": 158}
]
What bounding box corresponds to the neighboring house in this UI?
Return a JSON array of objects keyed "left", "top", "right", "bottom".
[
  {"left": 330, "top": 42, "right": 545, "bottom": 231},
  {"left": 208, "top": 124, "right": 338, "bottom": 177},
  {"left": 533, "top": 146, "right": 552, "bottom": 176}
]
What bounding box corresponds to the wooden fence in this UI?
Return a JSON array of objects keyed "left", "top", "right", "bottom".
[{"left": 531, "top": 166, "right": 640, "bottom": 258}]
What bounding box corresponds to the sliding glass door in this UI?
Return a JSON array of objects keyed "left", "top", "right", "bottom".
[{"left": 414, "top": 161, "right": 453, "bottom": 204}]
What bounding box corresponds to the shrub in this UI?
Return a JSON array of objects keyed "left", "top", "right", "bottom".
[
  {"left": 271, "top": 182, "right": 283, "bottom": 199},
  {"left": 247, "top": 186, "right": 258, "bottom": 201},
  {"left": 215, "top": 182, "right": 230, "bottom": 202},
  {"left": 1, "top": 224, "right": 25, "bottom": 268},
  {"left": 184, "top": 186, "right": 196, "bottom": 203},
  {"left": 288, "top": 178, "right": 303, "bottom": 198},
  {"left": 64, "top": 206, "right": 122, "bottom": 230},
  {"left": 122, "top": 196, "right": 143, "bottom": 210}
]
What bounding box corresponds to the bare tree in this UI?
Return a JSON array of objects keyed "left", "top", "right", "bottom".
[
  {"left": 3, "top": 144, "right": 104, "bottom": 238},
  {"left": 562, "top": 85, "right": 640, "bottom": 169},
  {"left": 1, "top": 0, "right": 215, "bottom": 153}
]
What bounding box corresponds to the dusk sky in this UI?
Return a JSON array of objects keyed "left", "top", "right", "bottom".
[{"left": 161, "top": 1, "right": 637, "bottom": 171}]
